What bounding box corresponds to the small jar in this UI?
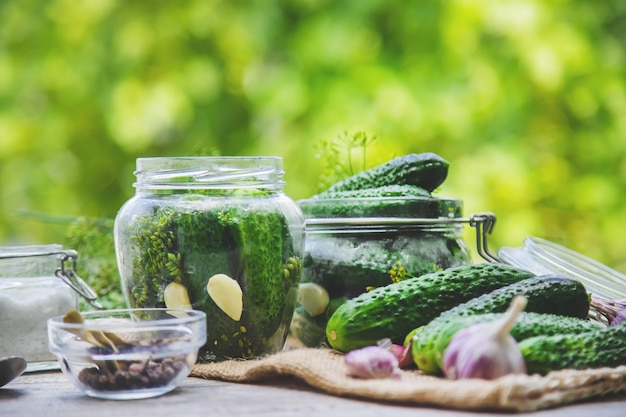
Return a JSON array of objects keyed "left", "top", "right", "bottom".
[
  {"left": 0, "top": 244, "right": 99, "bottom": 371},
  {"left": 114, "top": 157, "right": 304, "bottom": 361},
  {"left": 291, "top": 196, "right": 474, "bottom": 347}
]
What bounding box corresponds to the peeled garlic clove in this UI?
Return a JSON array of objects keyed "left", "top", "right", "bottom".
[
  {"left": 207, "top": 273, "right": 243, "bottom": 321},
  {"left": 442, "top": 295, "right": 528, "bottom": 380},
  {"left": 345, "top": 345, "right": 402, "bottom": 379},
  {"left": 297, "top": 282, "right": 330, "bottom": 316},
  {"left": 164, "top": 282, "right": 192, "bottom": 310}
]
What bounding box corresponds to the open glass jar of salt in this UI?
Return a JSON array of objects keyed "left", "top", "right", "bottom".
[{"left": 0, "top": 244, "right": 101, "bottom": 371}]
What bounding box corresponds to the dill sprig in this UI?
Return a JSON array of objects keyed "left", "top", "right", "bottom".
[
  {"left": 127, "top": 207, "right": 182, "bottom": 308},
  {"left": 314, "top": 130, "right": 377, "bottom": 192},
  {"left": 62, "top": 216, "right": 125, "bottom": 310}
]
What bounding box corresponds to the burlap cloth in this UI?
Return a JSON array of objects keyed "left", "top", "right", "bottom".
[{"left": 191, "top": 347, "right": 626, "bottom": 412}]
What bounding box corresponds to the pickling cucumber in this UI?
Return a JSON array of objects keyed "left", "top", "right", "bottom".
[
  {"left": 519, "top": 322, "right": 626, "bottom": 375},
  {"left": 299, "top": 195, "right": 453, "bottom": 219},
  {"left": 412, "top": 311, "right": 602, "bottom": 375},
  {"left": 318, "top": 152, "right": 449, "bottom": 194},
  {"left": 411, "top": 275, "right": 591, "bottom": 373},
  {"left": 134, "top": 204, "right": 301, "bottom": 361},
  {"left": 325, "top": 263, "right": 535, "bottom": 352},
  {"left": 314, "top": 184, "right": 432, "bottom": 199}
]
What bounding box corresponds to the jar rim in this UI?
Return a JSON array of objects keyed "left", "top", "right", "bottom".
[
  {"left": 0, "top": 244, "right": 64, "bottom": 257},
  {"left": 134, "top": 156, "right": 286, "bottom": 190},
  {"left": 136, "top": 155, "right": 282, "bottom": 164}
]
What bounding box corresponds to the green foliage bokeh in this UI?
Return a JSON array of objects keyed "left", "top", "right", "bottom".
[{"left": 1, "top": 0, "right": 625, "bottom": 279}]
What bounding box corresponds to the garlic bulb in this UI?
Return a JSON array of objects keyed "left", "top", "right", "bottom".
[
  {"left": 611, "top": 309, "right": 626, "bottom": 326},
  {"left": 377, "top": 338, "right": 413, "bottom": 368},
  {"left": 591, "top": 295, "right": 626, "bottom": 325},
  {"left": 442, "top": 295, "right": 528, "bottom": 380},
  {"left": 344, "top": 345, "right": 402, "bottom": 379}
]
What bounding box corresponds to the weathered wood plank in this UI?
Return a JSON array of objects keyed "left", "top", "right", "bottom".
[{"left": 1, "top": 371, "right": 625, "bottom": 417}]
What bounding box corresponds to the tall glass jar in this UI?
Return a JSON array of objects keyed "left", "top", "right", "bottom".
[
  {"left": 0, "top": 244, "right": 99, "bottom": 371},
  {"left": 290, "top": 196, "right": 473, "bottom": 347},
  {"left": 114, "top": 157, "right": 304, "bottom": 362}
]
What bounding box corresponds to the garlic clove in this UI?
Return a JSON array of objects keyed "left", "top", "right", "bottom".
[
  {"left": 164, "top": 282, "right": 192, "bottom": 310},
  {"left": 442, "top": 295, "right": 528, "bottom": 380},
  {"left": 344, "top": 345, "right": 402, "bottom": 379},
  {"left": 207, "top": 273, "right": 243, "bottom": 321},
  {"left": 297, "top": 282, "right": 330, "bottom": 317},
  {"left": 164, "top": 282, "right": 194, "bottom": 318}
]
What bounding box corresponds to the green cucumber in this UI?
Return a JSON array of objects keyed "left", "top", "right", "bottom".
[
  {"left": 411, "top": 275, "right": 591, "bottom": 373},
  {"left": 413, "top": 311, "right": 602, "bottom": 375},
  {"left": 319, "top": 152, "right": 449, "bottom": 194},
  {"left": 519, "top": 322, "right": 626, "bottom": 375},
  {"left": 425, "top": 274, "right": 589, "bottom": 323},
  {"left": 290, "top": 296, "right": 347, "bottom": 347},
  {"left": 314, "top": 185, "right": 432, "bottom": 199},
  {"left": 299, "top": 195, "right": 447, "bottom": 218},
  {"left": 128, "top": 201, "right": 301, "bottom": 361},
  {"left": 325, "top": 263, "right": 535, "bottom": 352}
]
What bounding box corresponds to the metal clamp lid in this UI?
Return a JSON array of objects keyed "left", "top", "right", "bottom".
[
  {"left": 468, "top": 212, "right": 501, "bottom": 263},
  {"left": 0, "top": 249, "right": 103, "bottom": 309}
]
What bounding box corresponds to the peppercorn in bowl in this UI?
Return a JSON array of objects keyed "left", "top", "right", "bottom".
[{"left": 47, "top": 308, "right": 206, "bottom": 400}]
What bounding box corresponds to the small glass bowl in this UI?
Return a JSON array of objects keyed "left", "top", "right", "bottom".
[{"left": 47, "top": 308, "right": 206, "bottom": 400}]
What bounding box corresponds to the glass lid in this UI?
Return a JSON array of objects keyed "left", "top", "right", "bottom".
[{"left": 498, "top": 237, "right": 626, "bottom": 300}]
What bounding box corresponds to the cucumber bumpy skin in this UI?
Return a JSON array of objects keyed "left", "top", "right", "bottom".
[
  {"left": 313, "top": 184, "right": 432, "bottom": 199},
  {"left": 325, "top": 263, "right": 535, "bottom": 352},
  {"left": 519, "top": 322, "right": 626, "bottom": 375},
  {"left": 319, "top": 152, "right": 450, "bottom": 194},
  {"left": 438, "top": 275, "right": 590, "bottom": 319},
  {"left": 411, "top": 275, "right": 592, "bottom": 373},
  {"left": 413, "top": 311, "right": 602, "bottom": 375}
]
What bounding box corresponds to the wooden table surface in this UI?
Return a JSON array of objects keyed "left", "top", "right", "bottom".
[{"left": 2, "top": 370, "right": 625, "bottom": 417}]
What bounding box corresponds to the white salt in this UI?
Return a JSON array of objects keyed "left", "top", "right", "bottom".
[{"left": 0, "top": 277, "right": 76, "bottom": 364}]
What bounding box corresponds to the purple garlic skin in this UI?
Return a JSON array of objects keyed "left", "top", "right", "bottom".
[
  {"left": 377, "top": 338, "right": 413, "bottom": 368},
  {"left": 442, "top": 295, "right": 528, "bottom": 380},
  {"left": 442, "top": 322, "right": 526, "bottom": 380},
  {"left": 611, "top": 309, "right": 626, "bottom": 326},
  {"left": 344, "top": 345, "right": 402, "bottom": 379},
  {"left": 590, "top": 296, "right": 626, "bottom": 324}
]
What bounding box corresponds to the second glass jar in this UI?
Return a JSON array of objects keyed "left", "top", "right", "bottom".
[{"left": 291, "top": 196, "right": 472, "bottom": 347}]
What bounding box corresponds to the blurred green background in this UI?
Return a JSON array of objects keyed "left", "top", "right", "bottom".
[{"left": 1, "top": 0, "right": 625, "bottom": 288}]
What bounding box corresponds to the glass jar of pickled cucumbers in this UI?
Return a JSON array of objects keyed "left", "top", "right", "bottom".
[
  {"left": 114, "top": 157, "right": 304, "bottom": 361},
  {"left": 290, "top": 196, "right": 475, "bottom": 347}
]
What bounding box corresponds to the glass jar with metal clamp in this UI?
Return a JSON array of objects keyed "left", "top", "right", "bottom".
[
  {"left": 0, "top": 244, "right": 101, "bottom": 371},
  {"left": 290, "top": 194, "right": 502, "bottom": 347}
]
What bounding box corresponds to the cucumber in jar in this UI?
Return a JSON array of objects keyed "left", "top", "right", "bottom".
[{"left": 123, "top": 196, "right": 302, "bottom": 361}]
